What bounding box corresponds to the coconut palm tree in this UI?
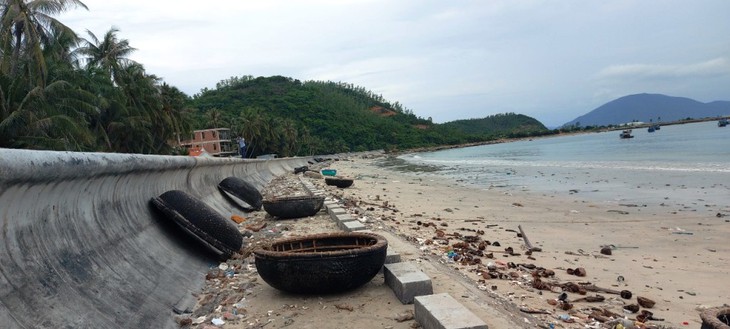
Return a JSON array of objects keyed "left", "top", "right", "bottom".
[
  {"left": 280, "top": 118, "right": 297, "bottom": 156},
  {"left": 0, "top": 75, "right": 95, "bottom": 150},
  {"left": 205, "top": 108, "right": 224, "bottom": 129},
  {"left": 77, "top": 27, "right": 136, "bottom": 85},
  {"left": 237, "top": 107, "right": 264, "bottom": 157},
  {"left": 0, "top": 0, "right": 88, "bottom": 85}
]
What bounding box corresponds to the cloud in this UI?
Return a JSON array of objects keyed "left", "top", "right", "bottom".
[{"left": 596, "top": 57, "right": 730, "bottom": 80}]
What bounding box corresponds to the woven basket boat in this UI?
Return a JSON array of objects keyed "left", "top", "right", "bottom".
[
  {"left": 218, "top": 176, "right": 263, "bottom": 210},
  {"left": 150, "top": 190, "right": 242, "bottom": 259},
  {"left": 701, "top": 306, "right": 730, "bottom": 329},
  {"left": 254, "top": 232, "right": 388, "bottom": 294},
  {"left": 324, "top": 177, "right": 354, "bottom": 188},
  {"left": 262, "top": 195, "right": 325, "bottom": 219}
]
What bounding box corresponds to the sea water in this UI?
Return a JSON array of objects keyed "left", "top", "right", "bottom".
[{"left": 394, "top": 121, "right": 730, "bottom": 212}]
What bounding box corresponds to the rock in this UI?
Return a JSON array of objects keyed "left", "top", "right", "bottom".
[
  {"left": 637, "top": 296, "right": 655, "bottom": 308},
  {"left": 600, "top": 246, "right": 612, "bottom": 255},
  {"left": 623, "top": 304, "right": 640, "bottom": 313},
  {"left": 394, "top": 310, "right": 414, "bottom": 322}
]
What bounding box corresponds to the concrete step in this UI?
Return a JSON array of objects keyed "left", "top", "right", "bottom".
[
  {"left": 328, "top": 206, "right": 347, "bottom": 219},
  {"left": 340, "top": 219, "right": 366, "bottom": 232},
  {"left": 383, "top": 262, "right": 433, "bottom": 304},
  {"left": 414, "top": 293, "right": 488, "bottom": 329}
]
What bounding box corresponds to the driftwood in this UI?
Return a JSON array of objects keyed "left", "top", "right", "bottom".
[
  {"left": 518, "top": 225, "right": 542, "bottom": 252},
  {"left": 579, "top": 283, "right": 621, "bottom": 295},
  {"left": 519, "top": 307, "right": 551, "bottom": 314}
]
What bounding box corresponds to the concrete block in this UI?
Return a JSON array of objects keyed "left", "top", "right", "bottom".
[
  {"left": 334, "top": 214, "right": 356, "bottom": 225},
  {"left": 414, "top": 293, "right": 487, "bottom": 329},
  {"left": 383, "top": 262, "right": 432, "bottom": 304},
  {"left": 385, "top": 248, "right": 401, "bottom": 264},
  {"left": 323, "top": 200, "right": 337, "bottom": 209},
  {"left": 341, "top": 220, "right": 366, "bottom": 232},
  {"left": 328, "top": 206, "right": 347, "bottom": 218}
]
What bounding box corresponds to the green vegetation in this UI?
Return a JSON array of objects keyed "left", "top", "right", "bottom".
[
  {"left": 0, "top": 1, "right": 551, "bottom": 157},
  {"left": 440, "top": 113, "right": 548, "bottom": 139},
  {"left": 188, "top": 76, "right": 551, "bottom": 156},
  {"left": 1, "top": 0, "right": 192, "bottom": 154}
]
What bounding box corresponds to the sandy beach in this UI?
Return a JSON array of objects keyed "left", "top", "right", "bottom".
[{"left": 185, "top": 152, "right": 730, "bottom": 329}]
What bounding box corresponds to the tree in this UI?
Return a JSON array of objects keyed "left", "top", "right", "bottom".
[
  {"left": 205, "top": 108, "right": 224, "bottom": 128},
  {"left": 0, "top": 76, "right": 95, "bottom": 150},
  {"left": 77, "top": 27, "right": 136, "bottom": 84},
  {"left": 0, "top": 0, "right": 88, "bottom": 85},
  {"left": 236, "top": 107, "right": 264, "bottom": 157}
]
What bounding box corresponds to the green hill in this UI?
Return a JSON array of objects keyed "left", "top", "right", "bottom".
[
  {"left": 440, "top": 113, "right": 548, "bottom": 138},
  {"left": 188, "top": 75, "right": 550, "bottom": 156}
]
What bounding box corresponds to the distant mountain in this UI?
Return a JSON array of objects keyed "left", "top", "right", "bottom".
[{"left": 563, "top": 93, "right": 730, "bottom": 127}]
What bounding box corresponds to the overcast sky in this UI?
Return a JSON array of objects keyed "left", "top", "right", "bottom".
[{"left": 58, "top": 0, "right": 730, "bottom": 127}]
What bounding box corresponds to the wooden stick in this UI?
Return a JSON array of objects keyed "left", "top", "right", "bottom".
[
  {"left": 579, "top": 283, "right": 621, "bottom": 295},
  {"left": 518, "top": 225, "right": 542, "bottom": 252}
]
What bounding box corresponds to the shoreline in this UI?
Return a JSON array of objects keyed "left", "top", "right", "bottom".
[
  {"left": 187, "top": 152, "right": 729, "bottom": 329},
  {"left": 326, "top": 153, "right": 729, "bottom": 328}
]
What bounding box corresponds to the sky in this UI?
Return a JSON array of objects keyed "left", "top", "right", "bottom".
[{"left": 58, "top": 0, "right": 730, "bottom": 128}]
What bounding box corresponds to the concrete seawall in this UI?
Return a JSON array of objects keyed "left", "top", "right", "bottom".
[{"left": 0, "top": 149, "right": 309, "bottom": 328}]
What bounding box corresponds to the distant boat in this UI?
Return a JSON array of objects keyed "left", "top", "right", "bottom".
[
  {"left": 620, "top": 129, "right": 634, "bottom": 139},
  {"left": 648, "top": 126, "right": 655, "bottom": 133},
  {"left": 654, "top": 124, "right": 661, "bottom": 130},
  {"left": 719, "top": 118, "right": 729, "bottom": 127}
]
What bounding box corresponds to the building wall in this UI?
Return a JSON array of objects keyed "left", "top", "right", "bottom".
[{"left": 181, "top": 128, "right": 236, "bottom": 157}]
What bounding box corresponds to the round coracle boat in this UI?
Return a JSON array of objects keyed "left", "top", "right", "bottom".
[
  {"left": 254, "top": 232, "right": 388, "bottom": 294},
  {"left": 262, "top": 195, "right": 325, "bottom": 219},
  {"left": 324, "top": 177, "right": 354, "bottom": 188},
  {"left": 150, "top": 190, "right": 242, "bottom": 259},
  {"left": 701, "top": 306, "right": 730, "bottom": 329},
  {"left": 218, "top": 176, "right": 263, "bottom": 210}
]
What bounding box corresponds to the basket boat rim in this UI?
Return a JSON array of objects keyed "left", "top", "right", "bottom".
[
  {"left": 253, "top": 232, "right": 387, "bottom": 259},
  {"left": 262, "top": 194, "right": 324, "bottom": 203}
]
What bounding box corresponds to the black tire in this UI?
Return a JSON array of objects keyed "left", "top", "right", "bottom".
[
  {"left": 218, "top": 177, "right": 263, "bottom": 210},
  {"left": 150, "top": 190, "right": 242, "bottom": 259}
]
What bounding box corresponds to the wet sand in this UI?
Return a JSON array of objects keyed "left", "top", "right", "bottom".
[{"left": 324, "top": 153, "right": 730, "bottom": 328}]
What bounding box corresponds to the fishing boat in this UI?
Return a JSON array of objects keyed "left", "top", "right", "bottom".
[
  {"left": 719, "top": 118, "right": 728, "bottom": 127},
  {"left": 647, "top": 126, "right": 655, "bottom": 133},
  {"left": 254, "top": 232, "right": 388, "bottom": 294},
  {"left": 620, "top": 129, "right": 634, "bottom": 139}
]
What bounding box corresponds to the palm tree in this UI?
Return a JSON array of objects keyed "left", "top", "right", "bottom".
[
  {"left": 77, "top": 27, "right": 136, "bottom": 84},
  {"left": 280, "top": 119, "right": 297, "bottom": 156},
  {"left": 0, "top": 75, "right": 95, "bottom": 150},
  {"left": 205, "top": 108, "right": 224, "bottom": 128},
  {"left": 159, "top": 83, "right": 192, "bottom": 145},
  {"left": 237, "top": 107, "right": 264, "bottom": 157},
  {"left": 0, "top": 0, "right": 88, "bottom": 85}
]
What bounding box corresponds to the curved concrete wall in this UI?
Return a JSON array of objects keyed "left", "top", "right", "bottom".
[{"left": 0, "top": 149, "right": 309, "bottom": 328}]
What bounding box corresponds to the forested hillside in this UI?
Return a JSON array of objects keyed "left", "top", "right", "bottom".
[
  {"left": 440, "top": 113, "right": 547, "bottom": 138},
  {"left": 188, "top": 76, "right": 551, "bottom": 156}
]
